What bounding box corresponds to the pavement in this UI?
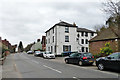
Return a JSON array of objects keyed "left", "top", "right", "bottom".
[
  {"left": 2, "top": 53, "right": 119, "bottom": 79},
  {"left": 2, "top": 55, "right": 22, "bottom": 78}
]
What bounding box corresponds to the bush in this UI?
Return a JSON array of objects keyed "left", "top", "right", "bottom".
[
  {"left": 100, "top": 42, "right": 113, "bottom": 55},
  {"left": 94, "top": 42, "right": 113, "bottom": 59}
]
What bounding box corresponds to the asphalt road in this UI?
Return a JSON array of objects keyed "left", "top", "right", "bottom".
[{"left": 2, "top": 53, "right": 119, "bottom": 79}]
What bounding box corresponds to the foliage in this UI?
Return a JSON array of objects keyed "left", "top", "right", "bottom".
[
  {"left": 24, "top": 43, "right": 34, "bottom": 52},
  {"left": 2, "top": 48, "right": 9, "bottom": 53},
  {"left": 100, "top": 42, "right": 113, "bottom": 55},
  {"left": 94, "top": 42, "right": 113, "bottom": 59}
]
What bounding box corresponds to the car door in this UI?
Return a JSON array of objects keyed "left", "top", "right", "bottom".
[
  {"left": 68, "top": 53, "right": 78, "bottom": 63},
  {"left": 106, "top": 53, "right": 119, "bottom": 70},
  {"left": 110, "top": 53, "right": 120, "bottom": 70},
  {"left": 72, "top": 53, "right": 81, "bottom": 64}
]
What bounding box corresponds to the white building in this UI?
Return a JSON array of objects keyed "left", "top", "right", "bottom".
[
  {"left": 31, "top": 40, "right": 42, "bottom": 51},
  {"left": 45, "top": 21, "right": 96, "bottom": 55}
]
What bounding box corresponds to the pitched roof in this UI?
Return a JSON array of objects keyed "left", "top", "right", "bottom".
[
  {"left": 45, "top": 21, "right": 77, "bottom": 33},
  {"left": 89, "top": 27, "right": 120, "bottom": 42},
  {"left": 77, "top": 28, "right": 95, "bottom": 33},
  {"left": 55, "top": 21, "right": 77, "bottom": 27}
]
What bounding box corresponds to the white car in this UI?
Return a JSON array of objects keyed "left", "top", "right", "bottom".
[{"left": 43, "top": 51, "right": 55, "bottom": 59}]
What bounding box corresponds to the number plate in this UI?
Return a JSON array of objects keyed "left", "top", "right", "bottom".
[{"left": 89, "top": 61, "right": 93, "bottom": 62}]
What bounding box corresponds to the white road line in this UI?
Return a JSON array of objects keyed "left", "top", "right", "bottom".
[
  {"left": 43, "top": 65, "right": 62, "bottom": 73},
  {"left": 73, "top": 77, "right": 77, "bottom": 79},
  {"left": 73, "top": 77, "right": 81, "bottom": 80},
  {"left": 31, "top": 60, "right": 39, "bottom": 64}
]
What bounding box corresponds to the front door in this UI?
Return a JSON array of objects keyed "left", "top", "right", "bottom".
[{"left": 51, "top": 46, "right": 53, "bottom": 53}]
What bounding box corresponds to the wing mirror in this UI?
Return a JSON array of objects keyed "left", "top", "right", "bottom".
[{"left": 107, "top": 56, "right": 111, "bottom": 59}]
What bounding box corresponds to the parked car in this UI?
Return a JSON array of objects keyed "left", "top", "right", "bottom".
[
  {"left": 96, "top": 52, "right": 120, "bottom": 71},
  {"left": 39, "top": 51, "right": 44, "bottom": 57},
  {"left": 27, "top": 51, "right": 33, "bottom": 54},
  {"left": 64, "top": 52, "right": 94, "bottom": 65},
  {"left": 61, "top": 51, "right": 78, "bottom": 56},
  {"left": 34, "top": 51, "right": 42, "bottom": 57},
  {"left": 43, "top": 51, "right": 55, "bottom": 59}
]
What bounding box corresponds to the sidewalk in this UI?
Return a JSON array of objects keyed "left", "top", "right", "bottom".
[
  {"left": 2, "top": 54, "right": 22, "bottom": 78},
  {"left": 50, "top": 57, "right": 65, "bottom": 63}
]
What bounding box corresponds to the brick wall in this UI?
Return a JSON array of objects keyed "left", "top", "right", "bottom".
[{"left": 89, "top": 39, "right": 119, "bottom": 55}]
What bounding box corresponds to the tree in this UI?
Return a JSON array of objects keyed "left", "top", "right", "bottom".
[
  {"left": 18, "top": 41, "right": 24, "bottom": 52},
  {"left": 94, "top": 25, "right": 107, "bottom": 34},
  {"left": 103, "top": 0, "right": 120, "bottom": 27},
  {"left": 24, "top": 43, "right": 35, "bottom": 52}
]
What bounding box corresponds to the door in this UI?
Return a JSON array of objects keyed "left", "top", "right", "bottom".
[
  {"left": 72, "top": 53, "right": 81, "bottom": 64},
  {"left": 106, "top": 53, "right": 119, "bottom": 70},
  {"left": 69, "top": 53, "right": 78, "bottom": 63},
  {"left": 51, "top": 46, "right": 53, "bottom": 53}
]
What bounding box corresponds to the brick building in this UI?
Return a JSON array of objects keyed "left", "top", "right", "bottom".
[
  {"left": 89, "top": 27, "right": 120, "bottom": 55},
  {"left": 41, "top": 36, "right": 46, "bottom": 51}
]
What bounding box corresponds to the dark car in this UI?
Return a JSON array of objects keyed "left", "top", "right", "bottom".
[
  {"left": 62, "top": 51, "right": 78, "bottom": 56},
  {"left": 64, "top": 52, "right": 94, "bottom": 65},
  {"left": 34, "top": 51, "right": 43, "bottom": 57},
  {"left": 96, "top": 52, "right": 120, "bottom": 71}
]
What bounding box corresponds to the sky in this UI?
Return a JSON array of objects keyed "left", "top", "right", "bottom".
[{"left": 0, "top": 0, "right": 109, "bottom": 47}]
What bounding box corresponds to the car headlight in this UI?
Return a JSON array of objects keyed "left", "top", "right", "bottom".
[{"left": 96, "top": 58, "right": 100, "bottom": 61}]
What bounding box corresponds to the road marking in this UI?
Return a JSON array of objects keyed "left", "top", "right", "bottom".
[
  {"left": 31, "top": 60, "right": 39, "bottom": 64},
  {"left": 73, "top": 77, "right": 81, "bottom": 80},
  {"left": 43, "top": 65, "right": 62, "bottom": 73},
  {"left": 73, "top": 77, "right": 77, "bottom": 79}
]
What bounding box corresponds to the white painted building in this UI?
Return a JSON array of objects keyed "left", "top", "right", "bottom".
[{"left": 45, "top": 21, "right": 96, "bottom": 55}]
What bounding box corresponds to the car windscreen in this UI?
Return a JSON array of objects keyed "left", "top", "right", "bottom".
[
  {"left": 83, "top": 53, "right": 92, "bottom": 57},
  {"left": 69, "top": 53, "right": 78, "bottom": 57},
  {"left": 35, "top": 51, "right": 40, "bottom": 53}
]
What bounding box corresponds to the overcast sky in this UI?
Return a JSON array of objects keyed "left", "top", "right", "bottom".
[{"left": 0, "top": 0, "right": 108, "bottom": 47}]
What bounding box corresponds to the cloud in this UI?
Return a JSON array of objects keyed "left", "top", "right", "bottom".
[{"left": 0, "top": 0, "right": 107, "bottom": 47}]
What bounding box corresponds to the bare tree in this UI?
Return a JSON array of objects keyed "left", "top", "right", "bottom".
[
  {"left": 102, "top": 0, "right": 120, "bottom": 35},
  {"left": 103, "top": 0, "right": 120, "bottom": 16},
  {"left": 94, "top": 25, "right": 107, "bottom": 34}
]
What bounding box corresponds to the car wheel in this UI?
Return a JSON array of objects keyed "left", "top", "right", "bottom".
[
  {"left": 98, "top": 63, "right": 104, "bottom": 70},
  {"left": 78, "top": 61, "right": 82, "bottom": 66},
  {"left": 65, "top": 59, "right": 69, "bottom": 64}
]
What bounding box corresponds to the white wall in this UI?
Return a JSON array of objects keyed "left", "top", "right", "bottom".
[{"left": 46, "top": 25, "right": 97, "bottom": 55}]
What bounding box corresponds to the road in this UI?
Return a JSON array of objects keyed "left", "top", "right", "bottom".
[{"left": 2, "top": 53, "right": 119, "bottom": 79}]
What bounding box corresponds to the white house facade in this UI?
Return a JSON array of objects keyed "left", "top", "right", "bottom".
[{"left": 45, "top": 21, "right": 96, "bottom": 55}]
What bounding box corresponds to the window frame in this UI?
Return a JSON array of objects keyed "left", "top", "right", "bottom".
[
  {"left": 81, "top": 39, "right": 84, "bottom": 44},
  {"left": 65, "top": 27, "right": 69, "bottom": 33},
  {"left": 65, "top": 36, "right": 69, "bottom": 42}
]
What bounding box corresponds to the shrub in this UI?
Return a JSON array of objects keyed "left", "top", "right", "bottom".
[{"left": 100, "top": 42, "right": 113, "bottom": 56}]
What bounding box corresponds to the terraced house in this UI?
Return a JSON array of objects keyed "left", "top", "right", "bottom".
[{"left": 45, "top": 21, "right": 96, "bottom": 56}]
